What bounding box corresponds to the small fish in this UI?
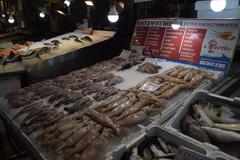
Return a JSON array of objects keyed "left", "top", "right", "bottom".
[
  {"left": 62, "top": 37, "right": 70, "bottom": 40},
  {"left": 81, "top": 36, "right": 92, "bottom": 42},
  {"left": 143, "top": 148, "right": 152, "bottom": 160},
  {"left": 214, "top": 123, "right": 240, "bottom": 131},
  {"left": 193, "top": 104, "right": 215, "bottom": 127},
  {"left": 129, "top": 147, "right": 138, "bottom": 160},
  {"left": 202, "top": 126, "right": 240, "bottom": 143},
  {"left": 150, "top": 144, "right": 165, "bottom": 158},
  {"left": 157, "top": 137, "right": 169, "bottom": 153}
]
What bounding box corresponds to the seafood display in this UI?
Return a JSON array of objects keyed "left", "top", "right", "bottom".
[
  {"left": 1, "top": 54, "right": 217, "bottom": 160},
  {"left": 34, "top": 88, "right": 165, "bottom": 160},
  {"left": 137, "top": 61, "right": 162, "bottom": 74},
  {"left": 181, "top": 101, "right": 240, "bottom": 158},
  {"left": 136, "top": 66, "right": 211, "bottom": 100}
]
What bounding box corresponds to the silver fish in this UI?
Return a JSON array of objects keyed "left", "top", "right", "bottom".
[
  {"left": 202, "top": 126, "right": 240, "bottom": 143},
  {"left": 158, "top": 137, "right": 169, "bottom": 153},
  {"left": 214, "top": 123, "right": 240, "bottom": 131},
  {"left": 193, "top": 104, "right": 214, "bottom": 127},
  {"left": 129, "top": 147, "right": 138, "bottom": 160},
  {"left": 202, "top": 102, "right": 240, "bottom": 124}
]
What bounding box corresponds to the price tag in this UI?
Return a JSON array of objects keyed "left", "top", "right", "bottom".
[
  {"left": 119, "top": 49, "right": 131, "bottom": 59},
  {"left": 139, "top": 82, "right": 160, "bottom": 92},
  {"left": 174, "top": 146, "right": 214, "bottom": 160}
]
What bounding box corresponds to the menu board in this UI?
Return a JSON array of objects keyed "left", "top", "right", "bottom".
[{"left": 131, "top": 19, "right": 240, "bottom": 73}]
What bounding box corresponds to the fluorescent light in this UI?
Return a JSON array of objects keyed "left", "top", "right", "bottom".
[
  {"left": 85, "top": 0, "right": 94, "bottom": 6},
  {"left": 171, "top": 20, "right": 181, "bottom": 30},
  {"left": 39, "top": 11, "right": 46, "bottom": 18},
  {"left": 2, "top": 14, "right": 5, "bottom": 17},
  {"left": 8, "top": 15, "right": 15, "bottom": 23},
  {"left": 64, "top": 0, "right": 71, "bottom": 7},
  {"left": 108, "top": 5, "right": 119, "bottom": 23},
  {"left": 210, "top": 0, "right": 226, "bottom": 12}
]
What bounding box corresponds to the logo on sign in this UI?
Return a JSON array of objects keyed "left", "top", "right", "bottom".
[{"left": 204, "top": 39, "right": 231, "bottom": 54}]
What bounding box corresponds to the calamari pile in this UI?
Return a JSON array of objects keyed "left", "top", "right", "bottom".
[
  {"left": 137, "top": 61, "right": 162, "bottom": 74},
  {"left": 137, "top": 66, "right": 212, "bottom": 100},
  {"left": 36, "top": 89, "right": 165, "bottom": 159},
  {"left": 3, "top": 57, "right": 213, "bottom": 159},
  {"left": 181, "top": 101, "right": 240, "bottom": 158},
  {"left": 121, "top": 136, "right": 177, "bottom": 160}
]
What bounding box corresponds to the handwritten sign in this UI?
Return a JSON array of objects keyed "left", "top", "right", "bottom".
[{"left": 131, "top": 18, "right": 240, "bottom": 73}]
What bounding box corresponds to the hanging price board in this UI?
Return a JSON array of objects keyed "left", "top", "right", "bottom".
[{"left": 131, "top": 18, "right": 240, "bottom": 74}]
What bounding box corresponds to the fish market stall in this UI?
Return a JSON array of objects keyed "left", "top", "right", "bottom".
[
  {"left": 0, "top": 30, "right": 115, "bottom": 77},
  {"left": 0, "top": 52, "right": 222, "bottom": 160},
  {"left": 0, "top": 18, "right": 239, "bottom": 160}
]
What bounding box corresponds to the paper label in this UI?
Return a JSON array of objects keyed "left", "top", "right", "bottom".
[{"left": 139, "top": 82, "right": 160, "bottom": 92}]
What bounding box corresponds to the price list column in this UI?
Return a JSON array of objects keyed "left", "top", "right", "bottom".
[
  {"left": 144, "top": 27, "right": 166, "bottom": 56},
  {"left": 159, "top": 28, "right": 185, "bottom": 60},
  {"left": 131, "top": 26, "right": 149, "bottom": 46},
  {"left": 178, "top": 28, "right": 207, "bottom": 63}
]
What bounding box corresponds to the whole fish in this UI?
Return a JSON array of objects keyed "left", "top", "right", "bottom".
[
  {"left": 129, "top": 147, "right": 138, "bottom": 160},
  {"left": 190, "top": 72, "right": 206, "bottom": 87},
  {"left": 201, "top": 126, "right": 240, "bottom": 143},
  {"left": 143, "top": 148, "right": 152, "bottom": 160},
  {"left": 177, "top": 68, "right": 191, "bottom": 79},
  {"left": 154, "top": 82, "right": 172, "bottom": 96},
  {"left": 181, "top": 116, "right": 211, "bottom": 143},
  {"left": 87, "top": 109, "right": 119, "bottom": 134},
  {"left": 158, "top": 84, "right": 186, "bottom": 99},
  {"left": 63, "top": 125, "right": 101, "bottom": 159},
  {"left": 150, "top": 144, "right": 165, "bottom": 158},
  {"left": 158, "top": 137, "right": 169, "bottom": 154},
  {"left": 214, "top": 123, "right": 240, "bottom": 131},
  {"left": 202, "top": 102, "right": 240, "bottom": 124},
  {"left": 78, "top": 130, "right": 110, "bottom": 160},
  {"left": 161, "top": 75, "right": 187, "bottom": 85},
  {"left": 170, "top": 66, "right": 186, "bottom": 77},
  {"left": 107, "top": 96, "right": 137, "bottom": 117},
  {"left": 115, "top": 101, "right": 146, "bottom": 121},
  {"left": 117, "top": 111, "right": 147, "bottom": 126},
  {"left": 193, "top": 104, "right": 214, "bottom": 127}
]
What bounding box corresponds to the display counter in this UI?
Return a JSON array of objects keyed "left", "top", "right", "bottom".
[{"left": 0, "top": 52, "right": 222, "bottom": 160}]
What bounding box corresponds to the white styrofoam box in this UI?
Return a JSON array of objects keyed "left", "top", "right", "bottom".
[{"left": 195, "top": 0, "right": 239, "bottom": 11}]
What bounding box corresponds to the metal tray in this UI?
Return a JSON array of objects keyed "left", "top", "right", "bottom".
[
  {"left": 211, "top": 74, "right": 240, "bottom": 98},
  {"left": 166, "top": 90, "right": 240, "bottom": 159},
  {"left": 109, "top": 125, "right": 212, "bottom": 160}
]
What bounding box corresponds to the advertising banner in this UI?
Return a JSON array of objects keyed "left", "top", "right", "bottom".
[{"left": 131, "top": 18, "right": 240, "bottom": 73}]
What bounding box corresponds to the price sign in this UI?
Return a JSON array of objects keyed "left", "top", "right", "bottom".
[{"left": 131, "top": 18, "right": 240, "bottom": 74}]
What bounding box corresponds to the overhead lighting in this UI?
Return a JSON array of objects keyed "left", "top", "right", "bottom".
[
  {"left": 210, "top": 0, "right": 226, "bottom": 12},
  {"left": 8, "top": 15, "right": 15, "bottom": 24},
  {"left": 64, "top": 0, "right": 71, "bottom": 7},
  {"left": 85, "top": 0, "right": 94, "bottom": 6},
  {"left": 39, "top": 11, "right": 46, "bottom": 18},
  {"left": 171, "top": 20, "right": 181, "bottom": 30},
  {"left": 2, "top": 14, "right": 5, "bottom": 18},
  {"left": 56, "top": 10, "right": 66, "bottom": 15},
  {"left": 118, "top": 2, "right": 124, "bottom": 9},
  {"left": 108, "top": 1, "right": 119, "bottom": 23}
]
